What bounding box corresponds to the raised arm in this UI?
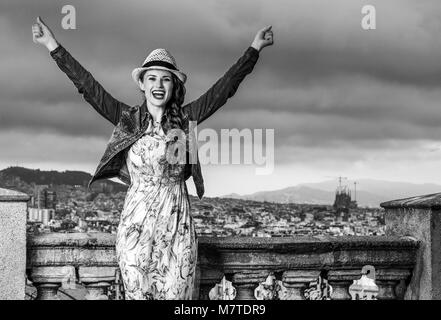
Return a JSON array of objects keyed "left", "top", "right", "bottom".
[
  {"left": 32, "top": 17, "right": 129, "bottom": 125},
  {"left": 183, "top": 26, "right": 274, "bottom": 124}
]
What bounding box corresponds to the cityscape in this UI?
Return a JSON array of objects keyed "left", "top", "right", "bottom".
[
  {"left": 0, "top": 168, "right": 385, "bottom": 237},
  {"left": 19, "top": 176, "right": 385, "bottom": 299}
]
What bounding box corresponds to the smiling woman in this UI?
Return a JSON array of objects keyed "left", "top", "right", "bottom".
[
  {"left": 141, "top": 70, "right": 174, "bottom": 105},
  {"left": 31, "top": 15, "right": 273, "bottom": 300}
]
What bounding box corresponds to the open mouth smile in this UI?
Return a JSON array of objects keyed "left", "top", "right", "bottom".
[{"left": 152, "top": 90, "right": 165, "bottom": 99}]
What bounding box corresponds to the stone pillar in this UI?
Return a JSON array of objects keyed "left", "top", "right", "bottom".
[
  {"left": 79, "top": 266, "right": 117, "bottom": 300},
  {"left": 28, "top": 266, "right": 76, "bottom": 300},
  {"left": 198, "top": 267, "right": 224, "bottom": 300},
  {"left": 281, "top": 270, "right": 321, "bottom": 300},
  {"left": 381, "top": 193, "right": 441, "bottom": 300},
  {"left": 375, "top": 269, "right": 411, "bottom": 300},
  {"left": 327, "top": 270, "right": 361, "bottom": 300},
  {"left": 0, "top": 188, "right": 30, "bottom": 300},
  {"left": 228, "top": 270, "right": 269, "bottom": 300}
]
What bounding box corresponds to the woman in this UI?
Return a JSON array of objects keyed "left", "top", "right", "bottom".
[{"left": 32, "top": 16, "right": 274, "bottom": 300}]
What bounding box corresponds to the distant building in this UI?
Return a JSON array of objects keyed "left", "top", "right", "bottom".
[
  {"left": 333, "top": 186, "right": 357, "bottom": 214},
  {"left": 30, "top": 185, "right": 57, "bottom": 210},
  {"left": 304, "top": 212, "right": 314, "bottom": 223},
  {"left": 28, "top": 208, "right": 55, "bottom": 226},
  {"left": 27, "top": 185, "right": 57, "bottom": 226}
]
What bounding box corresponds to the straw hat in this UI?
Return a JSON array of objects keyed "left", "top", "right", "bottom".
[{"left": 132, "top": 48, "right": 187, "bottom": 86}]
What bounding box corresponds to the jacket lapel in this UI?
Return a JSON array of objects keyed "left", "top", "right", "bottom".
[{"left": 140, "top": 100, "right": 149, "bottom": 129}]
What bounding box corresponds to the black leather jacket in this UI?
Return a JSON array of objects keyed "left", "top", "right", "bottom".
[{"left": 50, "top": 45, "right": 259, "bottom": 199}]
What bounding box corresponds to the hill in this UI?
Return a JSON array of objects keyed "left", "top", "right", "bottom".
[
  {"left": 0, "top": 166, "right": 128, "bottom": 193},
  {"left": 222, "top": 179, "right": 441, "bottom": 207}
]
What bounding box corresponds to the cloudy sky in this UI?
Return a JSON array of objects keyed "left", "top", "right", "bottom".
[{"left": 2, "top": 0, "right": 441, "bottom": 196}]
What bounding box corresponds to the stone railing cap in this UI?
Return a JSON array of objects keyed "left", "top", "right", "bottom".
[
  {"left": 27, "top": 233, "right": 419, "bottom": 270},
  {"left": 380, "top": 192, "right": 441, "bottom": 210},
  {"left": 28, "top": 232, "right": 116, "bottom": 247},
  {"left": 28, "top": 233, "right": 419, "bottom": 251},
  {"left": 198, "top": 235, "right": 419, "bottom": 252},
  {"left": 0, "top": 187, "right": 30, "bottom": 202}
]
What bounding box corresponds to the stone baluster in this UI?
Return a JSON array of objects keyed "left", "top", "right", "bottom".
[
  {"left": 394, "top": 279, "right": 408, "bottom": 300},
  {"left": 198, "top": 268, "right": 224, "bottom": 300},
  {"left": 227, "top": 270, "right": 270, "bottom": 300},
  {"left": 79, "top": 266, "right": 117, "bottom": 300},
  {"left": 375, "top": 269, "right": 411, "bottom": 300},
  {"left": 254, "top": 273, "right": 279, "bottom": 300},
  {"left": 199, "top": 282, "right": 214, "bottom": 300},
  {"left": 113, "top": 268, "right": 125, "bottom": 300},
  {"left": 28, "top": 266, "right": 76, "bottom": 300},
  {"left": 327, "top": 270, "right": 361, "bottom": 300},
  {"left": 280, "top": 270, "right": 321, "bottom": 300}
]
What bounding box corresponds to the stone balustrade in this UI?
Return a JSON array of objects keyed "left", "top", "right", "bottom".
[
  {"left": 27, "top": 233, "right": 118, "bottom": 300},
  {"left": 197, "top": 236, "right": 417, "bottom": 300},
  {"left": 4, "top": 186, "right": 441, "bottom": 300},
  {"left": 26, "top": 233, "right": 418, "bottom": 300}
]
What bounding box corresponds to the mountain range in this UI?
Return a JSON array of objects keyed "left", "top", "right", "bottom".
[
  {"left": 222, "top": 179, "right": 441, "bottom": 207},
  {"left": 0, "top": 166, "right": 128, "bottom": 193},
  {"left": 2, "top": 166, "right": 440, "bottom": 207}
]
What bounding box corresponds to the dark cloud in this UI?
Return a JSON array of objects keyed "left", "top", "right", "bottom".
[
  {"left": 0, "top": 99, "right": 113, "bottom": 137},
  {"left": 2, "top": 0, "right": 441, "bottom": 192}
]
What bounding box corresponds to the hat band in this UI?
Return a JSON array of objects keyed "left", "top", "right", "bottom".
[{"left": 142, "top": 60, "right": 177, "bottom": 71}]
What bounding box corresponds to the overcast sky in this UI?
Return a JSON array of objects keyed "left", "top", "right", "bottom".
[{"left": 2, "top": 0, "right": 441, "bottom": 196}]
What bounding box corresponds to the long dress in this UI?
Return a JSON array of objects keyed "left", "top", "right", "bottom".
[{"left": 115, "top": 119, "right": 198, "bottom": 300}]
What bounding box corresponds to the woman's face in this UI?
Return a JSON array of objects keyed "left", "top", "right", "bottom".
[{"left": 140, "top": 69, "right": 174, "bottom": 108}]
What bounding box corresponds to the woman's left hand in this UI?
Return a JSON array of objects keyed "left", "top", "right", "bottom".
[{"left": 251, "top": 25, "right": 274, "bottom": 52}]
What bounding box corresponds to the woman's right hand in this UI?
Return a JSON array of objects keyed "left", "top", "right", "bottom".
[{"left": 32, "top": 16, "right": 59, "bottom": 51}]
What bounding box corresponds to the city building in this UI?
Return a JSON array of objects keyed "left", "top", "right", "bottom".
[
  {"left": 28, "top": 208, "right": 55, "bottom": 225},
  {"left": 30, "top": 185, "right": 57, "bottom": 210}
]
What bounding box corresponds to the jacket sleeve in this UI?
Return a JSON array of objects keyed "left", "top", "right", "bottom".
[
  {"left": 50, "top": 44, "right": 130, "bottom": 125},
  {"left": 182, "top": 46, "right": 259, "bottom": 124}
]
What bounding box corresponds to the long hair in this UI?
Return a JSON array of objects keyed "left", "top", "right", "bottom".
[
  {"left": 139, "top": 70, "right": 186, "bottom": 130},
  {"left": 139, "top": 71, "right": 188, "bottom": 167}
]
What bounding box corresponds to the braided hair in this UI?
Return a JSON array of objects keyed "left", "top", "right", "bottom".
[{"left": 139, "top": 70, "right": 188, "bottom": 167}]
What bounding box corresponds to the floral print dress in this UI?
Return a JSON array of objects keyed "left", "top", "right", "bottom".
[{"left": 116, "top": 119, "right": 197, "bottom": 300}]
